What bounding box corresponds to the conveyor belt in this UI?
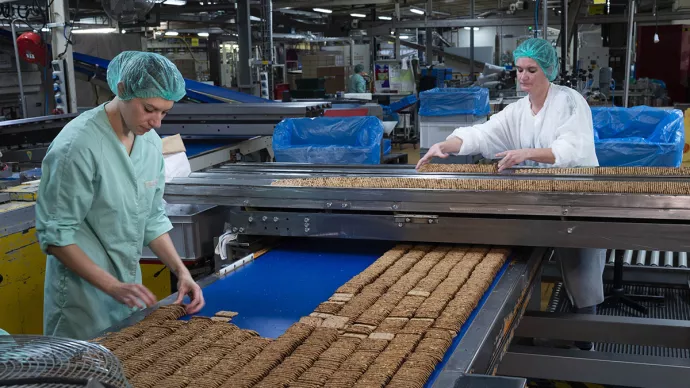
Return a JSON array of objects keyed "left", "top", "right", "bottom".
[{"left": 97, "top": 241, "right": 541, "bottom": 387}]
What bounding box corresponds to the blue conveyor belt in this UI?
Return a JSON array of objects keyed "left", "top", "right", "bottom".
[
  {"left": 186, "top": 239, "right": 394, "bottom": 338},
  {"left": 180, "top": 239, "right": 511, "bottom": 386}
]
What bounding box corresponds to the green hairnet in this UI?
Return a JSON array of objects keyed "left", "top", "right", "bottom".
[
  {"left": 354, "top": 64, "right": 364, "bottom": 74},
  {"left": 107, "top": 51, "right": 186, "bottom": 102},
  {"left": 513, "top": 38, "right": 559, "bottom": 82}
]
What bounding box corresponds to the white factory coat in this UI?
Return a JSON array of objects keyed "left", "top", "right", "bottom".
[
  {"left": 448, "top": 83, "right": 605, "bottom": 308},
  {"left": 449, "top": 83, "right": 599, "bottom": 168}
]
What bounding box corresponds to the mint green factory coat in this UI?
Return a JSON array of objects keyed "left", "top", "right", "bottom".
[{"left": 35, "top": 104, "right": 173, "bottom": 340}]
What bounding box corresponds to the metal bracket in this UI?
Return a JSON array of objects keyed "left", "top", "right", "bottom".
[{"left": 394, "top": 214, "right": 439, "bottom": 225}]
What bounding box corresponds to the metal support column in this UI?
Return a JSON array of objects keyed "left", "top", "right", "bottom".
[
  {"left": 560, "top": 0, "right": 567, "bottom": 76},
  {"left": 470, "top": 0, "right": 475, "bottom": 81},
  {"left": 425, "top": 0, "right": 433, "bottom": 65},
  {"left": 208, "top": 34, "right": 221, "bottom": 86},
  {"left": 572, "top": 23, "right": 579, "bottom": 71},
  {"left": 237, "top": 0, "right": 252, "bottom": 94},
  {"left": 623, "top": 0, "right": 635, "bottom": 107},
  {"left": 395, "top": 1, "right": 401, "bottom": 59},
  {"left": 50, "top": 0, "right": 77, "bottom": 113},
  {"left": 543, "top": 0, "right": 549, "bottom": 38},
  {"left": 10, "top": 19, "right": 27, "bottom": 118}
]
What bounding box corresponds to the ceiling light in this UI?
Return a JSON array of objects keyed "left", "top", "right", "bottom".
[
  {"left": 378, "top": 15, "right": 392, "bottom": 20},
  {"left": 121, "top": 29, "right": 126, "bottom": 34},
  {"left": 313, "top": 8, "right": 332, "bottom": 14},
  {"left": 474, "top": 27, "right": 479, "bottom": 30},
  {"left": 351, "top": 13, "right": 366, "bottom": 18},
  {"left": 410, "top": 7, "right": 425, "bottom": 15},
  {"left": 198, "top": 32, "right": 209, "bottom": 37},
  {"left": 72, "top": 27, "right": 117, "bottom": 34},
  {"left": 40, "top": 27, "right": 49, "bottom": 32},
  {"left": 464, "top": 26, "right": 479, "bottom": 31},
  {"left": 163, "top": 0, "right": 186, "bottom": 5},
  {"left": 164, "top": 31, "right": 179, "bottom": 36},
  {"left": 199, "top": 1, "right": 203, "bottom": 4},
  {"left": 250, "top": 16, "right": 263, "bottom": 21},
  {"left": 400, "top": 35, "right": 410, "bottom": 39},
  {"left": 464, "top": 26, "right": 470, "bottom": 30}
]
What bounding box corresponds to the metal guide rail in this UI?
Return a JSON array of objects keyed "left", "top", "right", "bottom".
[
  {"left": 165, "top": 163, "right": 690, "bottom": 252},
  {"left": 157, "top": 102, "right": 332, "bottom": 137}
]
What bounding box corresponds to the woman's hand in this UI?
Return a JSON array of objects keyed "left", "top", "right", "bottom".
[
  {"left": 106, "top": 281, "right": 157, "bottom": 310},
  {"left": 496, "top": 149, "right": 533, "bottom": 172},
  {"left": 416, "top": 138, "right": 463, "bottom": 170},
  {"left": 175, "top": 273, "right": 205, "bottom": 314}
]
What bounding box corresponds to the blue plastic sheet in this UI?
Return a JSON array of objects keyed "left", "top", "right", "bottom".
[
  {"left": 419, "top": 87, "right": 490, "bottom": 117},
  {"left": 273, "top": 117, "right": 384, "bottom": 164},
  {"left": 592, "top": 106, "right": 685, "bottom": 167},
  {"left": 383, "top": 139, "right": 391, "bottom": 155}
]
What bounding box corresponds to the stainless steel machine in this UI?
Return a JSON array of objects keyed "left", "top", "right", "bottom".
[{"left": 155, "top": 163, "right": 690, "bottom": 388}]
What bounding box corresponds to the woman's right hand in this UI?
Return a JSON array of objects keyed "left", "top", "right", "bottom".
[
  {"left": 416, "top": 138, "right": 463, "bottom": 170},
  {"left": 106, "top": 282, "right": 157, "bottom": 310}
]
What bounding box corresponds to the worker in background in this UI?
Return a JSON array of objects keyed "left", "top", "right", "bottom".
[
  {"left": 35, "top": 51, "right": 205, "bottom": 340},
  {"left": 418, "top": 38, "right": 604, "bottom": 351},
  {"left": 348, "top": 64, "right": 367, "bottom": 93}
]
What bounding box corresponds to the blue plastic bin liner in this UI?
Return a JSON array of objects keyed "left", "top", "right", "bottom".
[
  {"left": 419, "top": 87, "right": 490, "bottom": 117},
  {"left": 273, "top": 117, "right": 384, "bottom": 164},
  {"left": 388, "top": 94, "right": 418, "bottom": 113},
  {"left": 592, "top": 106, "right": 685, "bottom": 167},
  {"left": 383, "top": 139, "right": 391, "bottom": 155}
]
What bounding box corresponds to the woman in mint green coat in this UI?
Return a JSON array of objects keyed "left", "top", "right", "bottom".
[{"left": 36, "top": 51, "right": 205, "bottom": 340}]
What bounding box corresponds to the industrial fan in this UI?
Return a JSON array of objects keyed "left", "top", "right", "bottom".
[
  {"left": 102, "top": 0, "right": 157, "bottom": 23},
  {"left": 0, "top": 335, "right": 130, "bottom": 388}
]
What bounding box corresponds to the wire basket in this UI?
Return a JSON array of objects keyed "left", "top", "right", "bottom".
[{"left": 0, "top": 335, "right": 130, "bottom": 388}]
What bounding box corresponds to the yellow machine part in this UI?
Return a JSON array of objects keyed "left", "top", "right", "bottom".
[
  {"left": 1, "top": 181, "right": 40, "bottom": 202},
  {"left": 0, "top": 227, "right": 45, "bottom": 334},
  {"left": 140, "top": 262, "right": 172, "bottom": 301}
]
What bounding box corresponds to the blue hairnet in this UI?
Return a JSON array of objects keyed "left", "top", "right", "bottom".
[
  {"left": 107, "top": 51, "right": 186, "bottom": 102},
  {"left": 354, "top": 64, "right": 364, "bottom": 73},
  {"left": 513, "top": 38, "right": 559, "bottom": 82}
]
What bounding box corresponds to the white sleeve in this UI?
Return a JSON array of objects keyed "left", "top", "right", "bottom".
[
  {"left": 549, "top": 94, "right": 596, "bottom": 167},
  {"left": 446, "top": 104, "right": 516, "bottom": 158}
]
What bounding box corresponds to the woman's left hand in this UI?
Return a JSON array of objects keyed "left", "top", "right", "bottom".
[
  {"left": 496, "top": 149, "right": 533, "bottom": 172},
  {"left": 175, "top": 273, "right": 205, "bottom": 314}
]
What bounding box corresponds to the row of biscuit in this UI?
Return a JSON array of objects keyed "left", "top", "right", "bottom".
[{"left": 272, "top": 176, "right": 690, "bottom": 195}]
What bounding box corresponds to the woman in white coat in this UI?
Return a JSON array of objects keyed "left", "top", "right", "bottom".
[{"left": 418, "top": 38, "right": 604, "bottom": 350}]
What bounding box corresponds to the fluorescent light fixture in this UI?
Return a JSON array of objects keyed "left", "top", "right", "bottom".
[
  {"left": 410, "top": 7, "right": 425, "bottom": 15},
  {"left": 41, "top": 27, "right": 49, "bottom": 32},
  {"left": 313, "top": 8, "right": 332, "bottom": 13},
  {"left": 164, "top": 31, "right": 179, "bottom": 36},
  {"left": 164, "top": 0, "right": 186, "bottom": 5},
  {"left": 464, "top": 26, "right": 470, "bottom": 30},
  {"left": 121, "top": 29, "right": 126, "bottom": 34},
  {"left": 378, "top": 15, "right": 392, "bottom": 20},
  {"left": 199, "top": 1, "right": 203, "bottom": 4},
  {"left": 72, "top": 27, "right": 117, "bottom": 34},
  {"left": 250, "top": 16, "right": 264, "bottom": 21},
  {"left": 351, "top": 13, "right": 366, "bottom": 18},
  {"left": 198, "top": 32, "right": 209, "bottom": 37},
  {"left": 463, "top": 26, "right": 479, "bottom": 31},
  {"left": 474, "top": 27, "right": 479, "bottom": 31},
  {"left": 400, "top": 35, "right": 410, "bottom": 40}
]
